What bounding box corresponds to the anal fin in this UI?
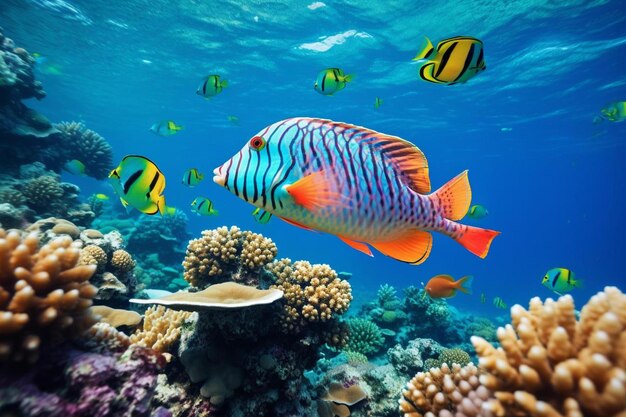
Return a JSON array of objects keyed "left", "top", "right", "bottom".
[
  {"left": 371, "top": 230, "right": 432, "bottom": 265},
  {"left": 338, "top": 236, "right": 373, "bottom": 257},
  {"left": 279, "top": 216, "right": 315, "bottom": 231}
]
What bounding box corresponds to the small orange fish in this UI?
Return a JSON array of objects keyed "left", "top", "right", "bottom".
[{"left": 424, "top": 274, "right": 473, "bottom": 299}]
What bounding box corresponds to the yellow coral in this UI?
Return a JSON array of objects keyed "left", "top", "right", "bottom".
[
  {"left": 110, "top": 249, "right": 135, "bottom": 272},
  {"left": 268, "top": 258, "right": 352, "bottom": 334},
  {"left": 78, "top": 244, "right": 108, "bottom": 272},
  {"left": 0, "top": 229, "right": 98, "bottom": 363},
  {"left": 182, "top": 226, "right": 277, "bottom": 287},
  {"left": 130, "top": 305, "right": 192, "bottom": 353}
]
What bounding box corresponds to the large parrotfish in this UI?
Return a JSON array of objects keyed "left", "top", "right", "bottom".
[{"left": 212, "top": 117, "right": 499, "bottom": 264}]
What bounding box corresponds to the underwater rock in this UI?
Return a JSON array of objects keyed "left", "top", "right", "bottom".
[
  {"left": 387, "top": 338, "right": 445, "bottom": 377},
  {"left": 0, "top": 202, "right": 30, "bottom": 228}
]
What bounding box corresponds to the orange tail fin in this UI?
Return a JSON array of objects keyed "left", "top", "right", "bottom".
[
  {"left": 431, "top": 170, "right": 471, "bottom": 221},
  {"left": 455, "top": 225, "right": 499, "bottom": 258}
]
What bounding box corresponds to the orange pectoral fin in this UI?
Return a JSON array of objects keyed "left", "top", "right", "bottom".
[
  {"left": 371, "top": 230, "right": 433, "bottom": 265},
  {"left": 285, "top": 171, "right": 346, "bottom": 212},
  {"left": 338, "top": 236, "right": 373, "bottom": 257}
]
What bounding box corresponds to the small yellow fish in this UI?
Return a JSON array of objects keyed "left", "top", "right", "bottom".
[
  {"left": 63, "top": 159, "right": 86, "bottom": 176},
  {"left": 374, "top": 97, "right": 383, "bottom": 109},
  {"left": 108, "top": 155, "right": 174, "bottom": 216},
  {"left": 541, "top": 268, "right": 581, "bottom": 295},
  {"left": 314, "top": 68, "right": 353, "bottom": 95},
  {"left": 228, "top": 115, "right": 239, "bottom": 125},
  {"left": 414, "top": 36, "right": 486, "bottom": 85},
  {"left": 182, "top": 168, "right": 204, "bottom": 187},
  {"left": 597, "top": 101, "right": 626, "bottom": 123},
  {"left": 191, "top": 197, "right": 218, "bottom": 216},
  {"left": 94, "top": 193, "right": 109, "bottom": 201},
  {"left": 493, "top": 296, "right": 507, "bottom": 309},
  {"left": 150, "top": 120, "right": 183, "bottom": 136},
  {"left": 197, "top": 75, "right": 228, "bottom": 98},
  {"left": 467, "top": 204, "right": 488, "bottom": 219}
]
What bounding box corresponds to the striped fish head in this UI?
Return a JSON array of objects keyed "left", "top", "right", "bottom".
[{"left": 213, "top": 119, "right": 304, "bottom": 211}]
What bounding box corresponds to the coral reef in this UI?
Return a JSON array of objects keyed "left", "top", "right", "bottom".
[
  {"left": 344, "top": 318, "right": 384, "bottom": 358},
  {"left": 387, "top": 338, "right": 445, "bottom": 377},
  {"left": 267, "top": 258, "right": 352, "bottom": 334},
  {"left": 130, "top": 305, "right": 192, "bottom": 354},
  {"left": 53, "top": 121, "right": 114, "bottom": 180},
  {"left": 399, "top": 287, "right": 626, "bottom": 417},
  {"left": 0, "top": 229, "right": 97, "bottom": 363},
  {"left": 182, "top": 225, "right": 277, "bottom": 288}
]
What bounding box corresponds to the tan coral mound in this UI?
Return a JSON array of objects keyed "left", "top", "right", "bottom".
[
  {"left": 0, "top": 229, "right": 98, "bottom": 362},
  {"left": 267, "top": 258, "right": 352, "bottom": 334},
  {"left": 472, "top": 286, "right": 626, "bottom": 417},
  {"left": 182, "top": 226, "right": 277, "bottom": 287},
  {"left": 78, "top": 244, "right": 108, "bottom": 272},
  {"left": 110, "top": 249, "right": 135, "bottom": 272},
  {"left": 130, "top": 305, "right": 192, "bottom": 353},
  {"left": 399, "top": 287, "right": 626, "bottom": 417}
]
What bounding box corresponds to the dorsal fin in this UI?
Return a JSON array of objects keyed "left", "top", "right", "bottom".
[{"left": 357, "top": 132, "right": 431, "bottom": 194}]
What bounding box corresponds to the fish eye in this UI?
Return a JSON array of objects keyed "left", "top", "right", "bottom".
[
  {"left": 249, "top": 136, "right": 266, "bottom": 151},
  {"left": 542, "top": 275, "right": 548, "bottom": 282}
]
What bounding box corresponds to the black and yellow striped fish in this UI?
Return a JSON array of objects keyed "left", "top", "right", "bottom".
[
  {"left": 413, "top": 36, "right": 486, "bottom": 85},
  {"left": 191, "top": 197, "right": 218, "bottom": 216},
  {"left": 314, "top": 68, "right": 353, "bottom": 96},
  {"left": 493, "top": 296, "right": 507, "bottom": 309},
  {"left": 182, "top": 168, "right": 204, "bottom": 187},
  {"left": 108, "top": 155, "right": 173, "bottom": 215}
]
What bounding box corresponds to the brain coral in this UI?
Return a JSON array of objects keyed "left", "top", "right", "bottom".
[
  {"left": 78, "top": 244, "right": 108, "bottom": 273},
  {"left": 55, "top": 121, "right": 113, "bottom": 180},
  {"left": 399, "top": 286, "right": 626, "bottom": 417},
  {"left": 110, "top": 249, "right": 135, "bottom": 273},
  {"left": 267, "top": 258, "right": 352, "bottom": 334},
  {"left": 0, "top": 229, "right": 98, "bottom": 363},
  {"left": 182, "top": 226, "right": 277, "bottom": 288}
]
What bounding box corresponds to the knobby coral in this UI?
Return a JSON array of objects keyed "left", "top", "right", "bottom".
[
  {"left": 0, "top": 229, "right": 97, "bottom": 362},
  {"left": 183, "top": 226, "right": 277, "bottom": 287},
  {"left": 399, "top": 287, "right": 626, "bottom": 417},
  {"left": 130, "top": 305, "right": 192, "bottom": 354},
  {"left": 55, "top": 121, "right": 113, "bottom": 180},
  {"left": 267, "top": 258, "right": 352, "bottom": 334},
  {"left": 344, "top": 318, "right": 384, "bottom": 357}
]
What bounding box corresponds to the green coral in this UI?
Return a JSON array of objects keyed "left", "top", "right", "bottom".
[
  {"left": 377, "top": 284, "right": 399, "bottom": 307},
  {"left": 381, "top": 310, "right": 397, "bottom": 323},
  {"left": 344, "top": 318, "right": 384, "bottom": 357},
  {"left": 344, "top": 350, "right": 368, "bottom": 365}
]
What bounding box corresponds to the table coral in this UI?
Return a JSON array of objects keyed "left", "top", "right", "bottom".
[
  {"left": 183, "top": 226, "right": 277, "bottom": 288},
  {"left": 130, "top": 305, "right": 192, "bottom": 354},
  {"left": 268, "top": 258, "right": 352, "bottom": 334},
  {"left": 0, "top": 229, "right": 97, "bottom": 363}
]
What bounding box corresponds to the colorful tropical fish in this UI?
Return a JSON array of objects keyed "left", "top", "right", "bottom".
[
  {"left": 213, "top": 117, "right": 500, "bottom": 264},
  {"left": 314, "top": 68, "right": 353, "bottom": 95},
  {"left": 542, "top": 267, "right": 581, "bottom": 295},
  {"left": 63, "top": 159, "right": 85, "bottom": 176},
  {"left": 424, "top": 274, "right": 473, "bottom": 299},
  {"left": 94, "top": 193, "right": 109, "bottom": 201},
  {"left": 150, "top": 120, "right": 183, "bottom": 136},
  {"left": 596, "top": 101, "right": 626, "bottom": 123},
  {"left": 182, "top": 168, "right": 204, "bottom": 187},
  {"left": 374, "top": 97, "right": 383, "bottom": 109},
  {"left": 197, "top": 75, "right": 227, "bottom": 98},
  {"left": 108, "top": 155, "right": 174, "bottom": 216},
  {"left": 467, "top": 204, "right": 488, "bottom": 219},
  {"left": 413, "top": 36, "right": 486, "bottom": 85},
  {"left": 252, "top": 207, "right": 272, "bottom": 224},
  {"left": 191, "top": 197, "right": 218, "bottom": 216},
  {"left": 493, "top": 296, "right": 507, "bottom": 309}
]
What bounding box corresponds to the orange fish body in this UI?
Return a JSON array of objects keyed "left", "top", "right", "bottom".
[{"left": 425, "top": 275, "right": 473, "bottom": 299}]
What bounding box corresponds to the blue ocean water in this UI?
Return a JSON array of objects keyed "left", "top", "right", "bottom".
[{"left": 2, "top": 0, "right": 625, "bottom": 317}]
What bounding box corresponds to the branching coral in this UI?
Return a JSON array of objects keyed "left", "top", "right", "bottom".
[
  {"left": 267, "top": 258, "right": 352, "bottom": 334},
  {"left": 183, "top": 226, "right": 277, "bottom": 288},
  {"left": 0, "top": 229, "right": 97, "bottom": 362},
  {"left": 377, "top": 284, "right": 400, "bottom": 309},
  {"left": 55, "top": 121, "right": 113, "bottom": 180},
  {"left": 399, "top": 287, "right": 626, "bottom": 417},
  {"left": 130, "top": 305, "right": 192, "bottom": 354},
  {"left": 21, "top": 175, "right": 63, "bottom": 210},
  {"left": 344, "top": 318, "right": 384, "bottom": 357}
]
